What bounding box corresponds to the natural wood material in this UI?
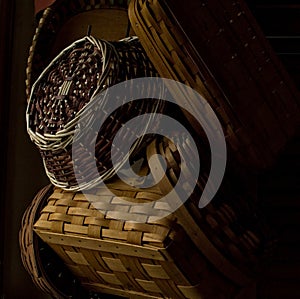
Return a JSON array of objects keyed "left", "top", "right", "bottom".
[
  {"left": 33, "top": 180, "right": 251, "bottom": 298},
  {"left": 145, "top": 136, "right": 269, "bottom": 287},
  {"left": 129, "top": 0, "right": 300, "bottom": 169},
  {"left": 19, "top": 184, "right": 75, "bottom": 298},
  {"left": 19, "top": 184, "right": 123, "bottom": 299},
  {"left": 32, "top": 144, "right": 269, "bottom": 299}
]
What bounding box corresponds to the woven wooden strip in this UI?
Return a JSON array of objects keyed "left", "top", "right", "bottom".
[
  {"left": 129, "top": 0, "right": 300, "bottom": 169},
  {"left": 19, "top": 185, "right": 123, "bottom": 299}
]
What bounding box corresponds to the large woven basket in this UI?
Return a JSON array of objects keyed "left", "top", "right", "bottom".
[
  {"left": 19, "top": 185, "right": 123, "bottom": 299},
  {"left": 26, "top": 35, "right": 163, "bottom": 190},
  {"left": 128, "top": 0, "right": 300, "bottom": 169},
  {"left": 32, "top": 141, "right": 266, "bottom": 299},
  {"left": 26, "top": 0, "right": 133, "bottom": 100}
]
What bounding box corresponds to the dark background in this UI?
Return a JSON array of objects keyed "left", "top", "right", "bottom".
[{"left": 0, "top": 0, "right": 299, "bottom": 298}]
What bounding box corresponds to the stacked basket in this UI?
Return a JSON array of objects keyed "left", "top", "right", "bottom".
[
  {"left": 19, "top": 0, "right": 298, "bottom": 298},
  {"left": 129, "top": 0, "right": 300, "bottom": 169}
]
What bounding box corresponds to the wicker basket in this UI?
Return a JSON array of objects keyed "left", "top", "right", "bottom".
[
  {"left": 19, "top": 184, "right": 84, "bottom": 298},
  {"left": 33, "top": 180, "right": 253, "bottom": 299},
  {"left": 19, "top": 185, "right": 123, "bottom": 299},
  {"left": 145, "top": 136, "right": 269, "bottom": 284},
  {"left": 26, "top": 0, "right": 133, "bottom": 100},
  {"left": 26, "top": 35, "right": 163, "bottom": 190},
  {"left": 128, "top": 0, "right": 300, "bottom": 169}
]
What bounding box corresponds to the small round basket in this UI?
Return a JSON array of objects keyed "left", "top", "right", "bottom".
[
  {"left": 26, "top": 0, "right": 133, "bottom": 100},
  {"left": 26, "top": 35, "right": 163, "bottom": 191}
]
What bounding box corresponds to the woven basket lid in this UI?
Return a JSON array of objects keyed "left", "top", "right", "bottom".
[{"left": 26, "top": 0, "right": 133, "bottom": 100}]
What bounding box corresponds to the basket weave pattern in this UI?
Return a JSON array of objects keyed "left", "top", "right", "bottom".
[
  {"left": 146, "top": 136, "right": 265, "bottom": 282},
  {"left": 21, "top": 1, "right": 278, "bottom": 297},
  {"left": 19, "top": 185, "right": 60, "bottom": 297},
  {"left": 26, "top": 0, "right": 131, "bottom": 100},
  {"left": 33, "top": 182, "right": 241, "bottom": 298},
  {"left": 129, "top": 0, "right": 300, "bottom": 168},
  {"left": 19, "top": 185, "right": 124, "bottom": 299},
  {"left": 27, "top": 36, "right": 162, "bottom": 190}
]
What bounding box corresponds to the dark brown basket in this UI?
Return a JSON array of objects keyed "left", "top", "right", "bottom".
[
  {"left": 129, "top": 0, "right": 300, "bottom": 169},
  {"left": 33, "top": 181, "right": 252, "bottom": 298},
  {"left": 26, "top": 35, "right": 163, "bottom": 190},
  {"left": 26, "top": 0, "right": 132, "bottom": 100}
]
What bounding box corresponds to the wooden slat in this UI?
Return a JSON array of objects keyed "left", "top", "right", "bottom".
[{"left": 35, "top": 230, "right": 166, "bottom": 261}]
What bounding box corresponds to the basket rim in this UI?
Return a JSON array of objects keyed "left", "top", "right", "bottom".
[{"left": 26, "top": 0, "right": 131, "bottom": 101}]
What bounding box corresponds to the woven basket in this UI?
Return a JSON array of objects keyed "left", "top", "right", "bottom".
[
  {"left": 19, "top": 185, "right": 123, "bottom": 299},
  {"left": 19, "top": 185, "right": 85, "bottom": 298},
  {"left": 145, "top": 136, "right": 269, "bottom": 285},
  {"left": 26, "top": 0, "right": 133, "bottom": 100},
  {"left": 128, "top": 0, "right": 300, "bottom": 169},
  {"left": 33, "top": 180, "right": 252, "bottom": 299},
  {"left": 26, "top": 35, "right": 163, "bottom": 190}
]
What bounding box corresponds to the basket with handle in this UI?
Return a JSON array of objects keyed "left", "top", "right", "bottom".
[
  {"left": 26, "top": 0, "right": 133, "bottom": 100},
  {"left": 26, "top": 35, "right": 164, "bottom": 191},
  {"left": 33, "top": 177, "right": 254, "bottom": 299},
  {"left": 128, "top": 0, "right": 300, "bottom": 169}
]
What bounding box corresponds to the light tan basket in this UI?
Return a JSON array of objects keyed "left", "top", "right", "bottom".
[
  {"left": 19, "top": 184, "right": 122, "bottom": 299},
  {"left": 128, "top": 0, "right": 300, "bottom": 169},
  {"left": 33, "top": 179, "right": 254, "bottom": 298}
]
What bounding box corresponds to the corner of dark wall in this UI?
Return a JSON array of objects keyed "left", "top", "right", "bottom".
[{"left": 2, "top": 0, "right": 51, "bottom": 298}]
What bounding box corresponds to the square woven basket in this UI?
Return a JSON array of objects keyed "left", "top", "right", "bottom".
[
  {"left": 32, "top": 132, "right": 269, "bottom": 299},
  {"left": 26, "top": 0, "right": 132, "bottom": 100}
]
